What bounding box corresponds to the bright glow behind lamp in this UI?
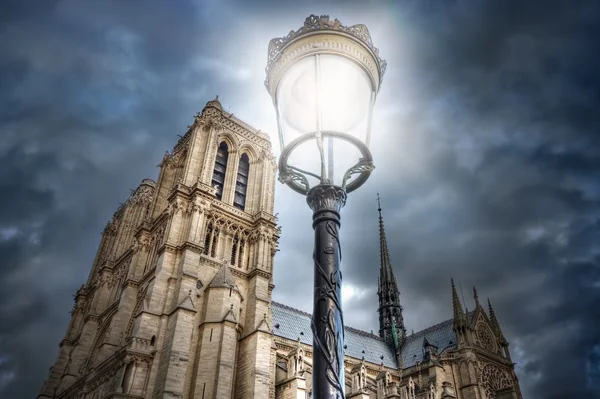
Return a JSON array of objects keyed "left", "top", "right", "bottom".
[
  {"left": 265, "top": 15, "right": 386, "bottom": 399},
  {"left": 265, "top": 14, "right": 386, "bottom": 194}
]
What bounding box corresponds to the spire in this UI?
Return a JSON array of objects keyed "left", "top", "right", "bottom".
[
  {"left": 377, "top": 193, "right": 395, "bottom": 285},
  {"left": 452, "top": 279, "right": 466, "bottom": 330},
  {"left": 473, "top": 286, "right": 480, "bottom": 308},
  {"left": 487, "top": 297, "right": 506, "bottom": 342},
  {"left": 376, "top": 194, "right": 405, "bottom": 348},
  {"left": 451, "top": 279, "right": 463, "bottom": 315},
  {"left": 487, "top": 297, "right": 498, "bottom": 325}
]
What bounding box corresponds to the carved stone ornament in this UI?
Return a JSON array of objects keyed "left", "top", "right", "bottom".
[
  {"left": 480, "top": 363, "right": 513, "bottom": 399},
  {"left": 476, "top": 323, "right": 497, "bottom": 353},
  {"left": 192, "top": 196, "right": 210, "bottom": 213},
  {"left": 196, "top": 108, "right": 224, "bottom": 132},
  {"left": 167, "top": 199, "right": 193, "bottom": 215},
  {"left": 130, "top": 183, "right": 155, "bottom": 205},
  {"left": 265, "top": 14, "right": 387, "bottom": 95},
  {"left": 108, "top": 258, "right": 130, "bottom": 288},
  {"left": 103, "top": 216, "right": 119, "bottom": 236},
  {"left": 132, "top": 234, "right": 152, "bottom": 252}
]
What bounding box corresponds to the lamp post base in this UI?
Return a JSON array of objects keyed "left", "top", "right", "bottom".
[{"left": 307, "top": 184, "right": 347, "bottom": 398}]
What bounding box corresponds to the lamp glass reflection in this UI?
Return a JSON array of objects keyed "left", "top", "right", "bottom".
[{"left": 276, "top": 53, "right": 374, "bottom": 185}]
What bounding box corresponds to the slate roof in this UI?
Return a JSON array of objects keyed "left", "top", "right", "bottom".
[
  {"left": 400, "top": 310, "right": 476, "bottom": 368},
  {"left": 400, "top": 319, "right": 456, "bottom": 368},
  {"left": 272, "top": 302, "right": 398, "bottom": 368},
  {"left": 272, "top": 302, "right": 465, "bottom": 370}
]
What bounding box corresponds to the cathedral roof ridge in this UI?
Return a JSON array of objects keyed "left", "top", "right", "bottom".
[
  {"left": 271, "top": 302, "right": 386, "bottom": 341},
  {"left": 346, "top": 325, "right": 386, "bottom": 341},
  {"left": 409, "top": 318, "right": 453, "bottom": 338},
  {"left": 407, "top": 309, "right": 474, "bottom": 339},
  {"left": 271, "top": 301, "right": 398, "bottom": 368},
  {"left": 271, "top": 301, "right": 311, "bottom": 318}
]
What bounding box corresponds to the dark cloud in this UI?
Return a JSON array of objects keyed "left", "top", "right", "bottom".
[{"left": 0, "top": 1, "right": 598, "bottom": 398}]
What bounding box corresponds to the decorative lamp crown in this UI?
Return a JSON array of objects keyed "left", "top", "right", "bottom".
[
  {"left": 265, "top": 14, "right": 387, "bottom": 97},
  {"left": 265, "top": 15, "right": 385, "bottom": 196}
]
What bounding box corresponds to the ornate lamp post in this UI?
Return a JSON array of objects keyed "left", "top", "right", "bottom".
[{"left": 265, "top": 15, "right": 386, "bottom": 398}]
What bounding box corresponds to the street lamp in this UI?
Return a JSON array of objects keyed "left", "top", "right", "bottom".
[{"left": 265, "top": 15, "right": 386, "bottom": 398}]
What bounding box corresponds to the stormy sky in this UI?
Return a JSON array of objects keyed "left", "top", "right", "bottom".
[{"left": 1, "top": 0, "right": 599, "bottom": 398}]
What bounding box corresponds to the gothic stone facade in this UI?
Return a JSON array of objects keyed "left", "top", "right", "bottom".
[{"left": 39, "top": 97, "right": 523, "bottom": 399}]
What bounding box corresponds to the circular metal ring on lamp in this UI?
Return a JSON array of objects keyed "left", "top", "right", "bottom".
[{"left": 278, "top": 131, "right": 375, "bottom": 196}]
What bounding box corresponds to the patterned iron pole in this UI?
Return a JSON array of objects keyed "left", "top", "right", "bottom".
[
  {"left": 266, "top": 15, "right": 386, "bottom": 399},
  {"left": 307, "top": 184, "right": 347, "bottom": 398}
]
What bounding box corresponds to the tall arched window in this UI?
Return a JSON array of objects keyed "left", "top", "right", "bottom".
[
  {"left": 238, "top": 238, "right": 245, "bottom": 268},
  {"left": 212, "top": 142, "right": 229, "bottom": 201},
  {"left": 231, "top": 236, "right": 238, "bottom": 265},
  {"left": 203, "top": 222, "right": 219, "bottom": 258},
  {"left": 234, "top": 153, "right": 250, "bottom": 210}
]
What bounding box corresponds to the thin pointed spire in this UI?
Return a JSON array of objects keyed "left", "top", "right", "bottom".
[
  {"left": 376, "top": 194, "right": 405, "bottom": 346},
  {"left": 452, "top": 279, "right": 463, "bottom": 315},
  {"left": 487, "top": 297, "right": 498, "bottom": 325},
  {"left": 473, "top": 286, "right": 480, "bottom": 307},
  {"left": 452, "top": 279, "right": 465, "bottom": 330},
  {"left": 488, "top": 297, "right": 508, "bottom": 346},
  {"left": 377, "top": 193, "right": 395, "bottom": 284}
]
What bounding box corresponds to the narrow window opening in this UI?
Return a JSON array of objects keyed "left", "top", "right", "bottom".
[
  {"left": 203, "top": 223, "right": 212, "bottom": 255},
  {"left": 202, "top": 383, "right": 206, "bottom": 399},
  {"left": 121, "top": 362, "right": 134, "bottom": 393},
  {"left": 238, "top": 239, "right": 245, "bottom": 268},
  {"left": 229, "top": 287, "right": 232, "bottom": 297},
  {"left": 211, "top": 142, "right": 229, "bottom": 201},
  {"left": 150, "top": 335, "right": 156, "bottom": 346},
  {"left": 210, "top": 228, "right": 219, "bottom": 258},
  {"left": 233, "top": 154, "right": 250, "bottom": 210},
  {"left": 231, "top": 236, "right": 238, "bottom": 265},
  {"left": 209, "top": 328, "right": 213, "bottom": 342}
]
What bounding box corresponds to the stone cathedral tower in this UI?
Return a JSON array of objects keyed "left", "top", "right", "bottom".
[
  {"left": 38, "top": 97, "right": 281, "bottom": 399},
  {"left": 39, "top": 98, "right": 523, "bottom": 399}
]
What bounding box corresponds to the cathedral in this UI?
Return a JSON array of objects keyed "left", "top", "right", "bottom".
[{"left": 38, "top": 97, "right": 523, "bottom": 399}]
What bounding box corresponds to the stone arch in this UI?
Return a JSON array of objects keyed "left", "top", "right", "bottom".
[
  {"left": 125, "top": 285, "right": 148, "bottom": 339},
  {"left": 480, "top": 363, "right": 513, "bottom": 399},
  {"left": 87, "top": 305, "right": 119, "bottom": 366},
  {"left": 216, "top": 133, "right": 239, "bottom": 153},
  {"left": 238, "top": 145, "right": 259, "bottom": 164},
  {"left": 172, "top": 147, "right": 188, "bottom": 185}
]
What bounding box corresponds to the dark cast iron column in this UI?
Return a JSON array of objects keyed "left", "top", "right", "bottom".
[{"left": 307, "top": 184, "right": 348, "bottom": 398}]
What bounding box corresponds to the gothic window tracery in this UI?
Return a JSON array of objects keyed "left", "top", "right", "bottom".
[
  {"left": 480, "top": 363, "right": 512, "bottom": 399},
  {"left": 144, "top": 223, "right": 166, "bottom": 273},
  {"left": 211, "top": 142, "right": 229, "bottom": 200},
  {"left": 234, "top": 153, "right": 250, "bottom": 210},
  {"left": 476, "top": 323, "right": 497, "bottom": 352}
]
